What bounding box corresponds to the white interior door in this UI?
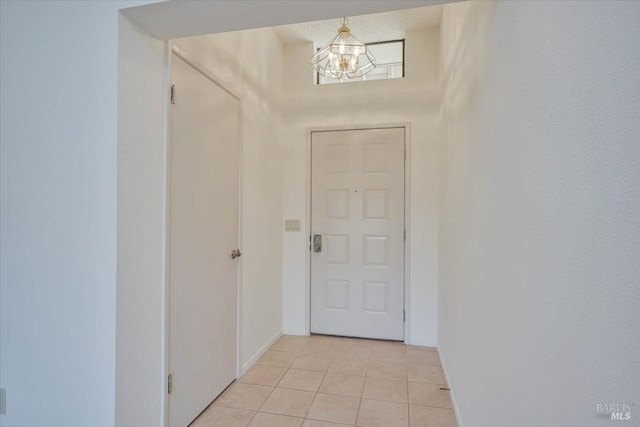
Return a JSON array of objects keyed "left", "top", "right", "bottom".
[
  {"left": 169, "top": 54, "right": 240, "bottom": 427},
  {"left": 311, "top": 128, "right": 405, "bottom": 341}
]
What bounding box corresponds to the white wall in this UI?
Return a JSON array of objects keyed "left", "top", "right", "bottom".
[
  {"left": 173, "top": 28, "right": 286, "bottom": 372},
  {"left": 439, "top": 1, "right": 640, "bottom": 426},
  {"left": 116, "top": 13, "right": 166, "bottom": 427},
  {"left": 281, "top": 29, "right": 441, "bottom": 346},
  {"left": 0, "top": 1, "right": 158, "bottom": 426}
]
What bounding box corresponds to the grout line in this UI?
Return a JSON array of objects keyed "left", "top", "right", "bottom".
[
  {"left": 236, "top": 337, "right": 446, "bottom": 426},
  {"left": 360, "top": 396, "right": 410, "bottom": 405},
  {"left": 409, "top": 401, "right": 456, "bottom": 410},
  {"left": 252, "top": 346, "right": 297, "bottom": 423},
  {"left": 303, "top": 346, "right": 333, "bottom": 418},
  {"left": 355, "top": 379, "right": 365, "bottom": 427},
  {"left": 407, "top": 380, "right": 447, "bottom": 386}
]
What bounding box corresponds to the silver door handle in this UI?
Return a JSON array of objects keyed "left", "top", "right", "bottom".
[
  {"left": 231, "top": 249, "right": 242, "bottom": 259},
  {"left": 313, "top": 235, "right": 322, "bottom": 253}
]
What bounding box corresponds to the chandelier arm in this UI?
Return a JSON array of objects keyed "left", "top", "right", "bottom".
[{"left": 311, "top": 17, "right": 376, "bottom": 81}]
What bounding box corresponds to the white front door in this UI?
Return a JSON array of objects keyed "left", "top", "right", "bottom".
[
  {"left": 168, "top": 54, "right": 240, "bottom": 427},
  {"left": 311, "top": 128, "right": 405, "bottom": 341}
]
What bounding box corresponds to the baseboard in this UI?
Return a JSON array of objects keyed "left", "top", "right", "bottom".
[
  {"left": 405, "top": 338, "right": 438, "bottom": 347},
  {"left": 282, "top": 328, "right": 308, "bottom": 336},
  {"left": 439, "top": 347, "right": 463, "bottom": 427},
  {"left": 241, "top": 329, "right": 283, "bottom": 375}
]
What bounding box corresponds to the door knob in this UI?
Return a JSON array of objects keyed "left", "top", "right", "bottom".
[{"left": 231, "top": 249, "right": 241, "bottom": 259}]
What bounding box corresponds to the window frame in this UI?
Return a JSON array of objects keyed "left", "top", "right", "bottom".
[{"left": 315, "top": 39, "right": 405, "bottom": 85}]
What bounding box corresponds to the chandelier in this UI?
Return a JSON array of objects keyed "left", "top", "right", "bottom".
[{"left": 311, "top": 17, "right": 376, "bottom": 80}]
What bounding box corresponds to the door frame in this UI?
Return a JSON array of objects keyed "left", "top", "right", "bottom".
[
  {"left": 305, "top": 123, "right": 411, "bottom": 342},
  {"left": 162, "top": 42, "right": 245, "bottom": 426}
]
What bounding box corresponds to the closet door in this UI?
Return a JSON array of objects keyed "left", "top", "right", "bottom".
[{"left": 169, "top": 54, "right": 240, "bottom": 427}]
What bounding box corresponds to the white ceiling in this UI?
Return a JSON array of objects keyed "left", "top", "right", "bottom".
[
  {"left": 123, "top": 1, "right": 453, "bottom": 41},
  {"left": 274, "top": 5, "right": 444, "bottom": 46}
]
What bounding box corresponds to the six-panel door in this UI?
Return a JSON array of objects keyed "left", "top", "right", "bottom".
[{"left": 311, "top": 128, "right": 405, "bottom": 341}]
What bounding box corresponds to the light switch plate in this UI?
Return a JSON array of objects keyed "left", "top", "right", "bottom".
[{"left": 284, "top": 219, "right": 301, "bottom": 232}]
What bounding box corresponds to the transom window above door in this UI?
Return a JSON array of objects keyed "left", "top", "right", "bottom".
[{"left": 317, "top": 40, "right": 405, "bottom": 85}]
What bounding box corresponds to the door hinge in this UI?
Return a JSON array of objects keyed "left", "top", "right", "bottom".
[
  {"left": 0, "top": 387, "right": 6, "bottom": 415},
  {"left": 403, "top": 310, "right": 406, "bottom": 322},
  {"left": 404, "top": 149, "right": 407, "bottom": 161},
  {"left": 170, "top": 85, "right": 176, "bottom": 105},
  {"left": 168, "top": 374, "right": 173, "bottom": 394},
  {"left": 404, "top": 229, "right": 406, "bottom": 241}
]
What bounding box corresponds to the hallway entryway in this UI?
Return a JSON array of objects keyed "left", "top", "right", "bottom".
[{"left": 190, "top": 335, "right": 456, "bottom": 427}]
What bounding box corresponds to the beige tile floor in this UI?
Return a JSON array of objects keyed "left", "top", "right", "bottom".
[{"left": 190, "top": 335, "right": 458, "bottom": 427}]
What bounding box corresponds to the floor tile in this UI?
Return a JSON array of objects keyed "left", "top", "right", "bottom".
[
  {"left": 370, "top": 345, "right": 406, "bottom": 364},
  {"left": 362, "top": 377, "right": 408, "bottom": 403},
  {"left": 190, "top": 405, "right": 255, "bottom": 427},
  {"left": 301, "top": 341, "right": 339, "bottom": 357},
  {"left": 239, "top": 365, "right": 287, "bottom": 386},
  {"left": 357, "top": 399, "right": 409, "bottom": 427},
  {"left": 278, "top": 369, "right": 325, "bottom": 392},
  {"left": 367, "top": 360, "right": 407, "bottom": 381},
  {"left": 304, "top": 338, "right": 340, "bottom": 347},
  {"left": 336, "top": 343, "right": 371, "bottom": 359},
  {"left": 407, "top": 365, "right": 446, "bottom": 385},
  {"left": 318, "top": 372, "right": 365, "bottom": 397},
  {"left": 222, "top": 337, "right": 455, "bottom": 427},
  {"left": 307, "top": 393, "right": 361, "bottom": 425},
  {"left": 408, "top": 383, "right": 452, "bottom": 409},
  {"left": 406, "top": 345, "right": 437, "bottom": 353},
  {"left": 302, "top": 420, "right": 353, "bottom": 427},
  {"left": 372, "top": 340, "right": 407, "bottom": 348},
  {"left": 271, "top": 336, "right": 309, "bottom": 353},
  {"left": 406, "top": 350, "right": 441, "bottom": 367},
  {"left": 309, "top": 334, "right": 336, "bottom": 341},
  {"left": 328, "top": 357, "right": 368, "bottom": 377},
  {"left": 336, "top": 337, "right": 374, "bottom": 346},
  {"left": 248, "top": 412, "right": 303, "bottom": 427},
  {"left": 257, "top": 351, "right": 297, "bottom": 368},
  {"left": 291, "top": 354, "right": 332, "bottom": 372},
  {"left": 409, "top": 405, "right": 457, "bottom": 427},
  {"left": 214, "top": 383, "right": 273, "bottom": 411},
  {"left": 260, "top": 387, "right": 316, "bottom": 418}
]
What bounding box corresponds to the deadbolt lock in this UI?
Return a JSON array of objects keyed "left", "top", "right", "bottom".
[{"left": 313, "top": 235, "right": 322, "bottom": 253}]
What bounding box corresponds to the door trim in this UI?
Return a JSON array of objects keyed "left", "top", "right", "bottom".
[
  {"left": 305, "top": 123, "right": 411, "bottom": 342},
  {"left": 162, "top": 42, "right": 244, "bottom": 427}
]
